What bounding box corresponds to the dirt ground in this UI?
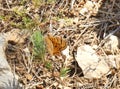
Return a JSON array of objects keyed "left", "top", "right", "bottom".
[{"left": 1, "top": 0, "right": 120, "bottom": 89}]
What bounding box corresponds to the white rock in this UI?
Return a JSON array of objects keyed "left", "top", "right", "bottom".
[
  {"left": 79, "top": 7, "right": 88, "bottom": 16},
  {"left": 62, "top": 46, "right": 70, "bottom": 59},
  {"left": 0, "top": 34, "right": 21, "bottom": 89},
  {"left": 79, "top": 0, "right": 100, "bottom": 16},
  {"left": 76, "top": 45, "right": 110, "bottom": 78},
  {"left": 104, "top": 35, "right": 120, "bottom": 52}
]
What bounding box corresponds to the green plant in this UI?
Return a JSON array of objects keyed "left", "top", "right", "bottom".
[
  {"left": 31, "top": 30, "right": 45, "bottom": 60},
  {"left": 32, "top": 0, "right": 44, "bottom": 7},
  {"left": 44, "top": 60, "right": 52, "bottom": 70},
  {"left": 0, "top": 15, "right": 4, "bottom": 20},
  {"left": 60, "top": 67, "right": 70, "bottom": 77},
  {"left": 12, "top": 6, "right": 38, "bottom": 29},
  {"left": 22, "top": 16, "right": 36, "bottom": 29},
  {"left": 47, "top": 0, "right": 56, "bottom": 4}
]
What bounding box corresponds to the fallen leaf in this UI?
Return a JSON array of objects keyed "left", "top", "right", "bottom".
[{"left": 24, "top": 73, "right": 33, "bottom": 81}]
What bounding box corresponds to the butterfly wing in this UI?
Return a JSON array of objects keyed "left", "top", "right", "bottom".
[
  {"left": 44, "top": 35, "right": 54, "bottom": 56},
  {"left": 45, "top": 34, "right": 67, "bottom": 56}
]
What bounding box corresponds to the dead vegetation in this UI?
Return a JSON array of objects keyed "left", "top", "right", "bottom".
[{"left": 1, "top": 0, "right": 120, "bottom": 89}]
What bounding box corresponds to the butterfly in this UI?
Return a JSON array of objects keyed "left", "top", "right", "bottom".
[{"left": 44, "top": 34, "right": 67, "bottom": 56}]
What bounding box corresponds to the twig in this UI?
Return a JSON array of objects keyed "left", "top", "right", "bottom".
[
  {"left": 98, "top": 10, "right": 116, "bottom": 15},
  {"left": 5, "top": 0, "right": 10, "bottom": 9},
  {"left": 103, "top": 74, "right": 117, "bottom": 89},
  {"left": 25, "top": 82, "right": 43, "bottom": 89},
  {"left": 0, "top": 7, "right": 12, "bottom": 11},
  {"left": 71, "top": 26, "right": 89, "bottom": 52},
  {"left": 97, "top": 26, "right": 120, "bottom": 51},
  {"left": 70, "top": 0, "right": 75, "bottom": 9},
  {"left": 111, "top": 0, "right": 116, "bottom": 12},
  {"left": 115, "top": 3, "right": 120, "bottom": 9}
]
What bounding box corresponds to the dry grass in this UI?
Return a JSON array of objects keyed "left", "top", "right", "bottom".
[{"left": 1, "top": 0, "right": 120, "bottom": 89}]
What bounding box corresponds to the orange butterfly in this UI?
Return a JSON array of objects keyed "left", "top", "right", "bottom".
[{"left": 44, "top": 34, "right": 67, "bottom": 56}]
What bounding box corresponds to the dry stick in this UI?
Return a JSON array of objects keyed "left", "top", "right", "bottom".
[
  {"left": 58, "top": 0, "right": 65, "bottom": 9},
  {"left": 71, "top": 26, "right": 89, "bottom": 52},
  {"left": 0, "top": 7, "right": 12, "bottom": 11},
  {"left": 5, "top": 0, "right": 10, "bottom": 9},
  {"left": 70, "top": 0, "right": 75, "bottom": 9},
  {"left": 103, "top": 74, "right": 117, "bottom": 89},
  {"left": 78, "top": 23, "right": 99, "bottom": 28},
  {"left": 96, "top": 26, "right": 120, "bottom": 51},
  {"left": 98, "top": 10, "right": 116, "bottom": 15},
  {"left": 63, "top": 0, "right": 68, "bottom": 9},
  {"left": 25, "top": 82, "right": 43, "bottom": 89},
  {"left": 115, "top": 3, "right": 120, "bottom": 9},
  {"left": 49, "top": 4, "right": 56, "bottom": 34},
  {"left": 111, "top": 0, "right": 116, "bottom": 12},
  {"left": 31, "top": 68, "right": 42, "bottom": 81},
  {"left": 48, "top": 80, "right": 59, "bottom": 89},
  {"left": 39, "top": 9, "right": 45, "bottom": 22}
]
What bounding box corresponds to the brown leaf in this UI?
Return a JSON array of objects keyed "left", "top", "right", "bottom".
[
  {"left": 24, "top": 73, "right": 33, "bottom": 81},
  {"left": 52, "top": 71, "right": 60, "bottom": 77},
  {"left": 36, "top": 85, "right": 44, "bottom": 89}
]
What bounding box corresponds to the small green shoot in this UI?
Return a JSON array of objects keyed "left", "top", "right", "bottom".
[
  {"left": 31, "top": 30, "right": 45, "bottom": 60},
  {"left": 32, "top": 0, "right": 44, "bottom": 7},
  {"left": 22, "top": 16, "right": 36, "bottom": 29},
  {"left": 60, "top": 67, "right": 70, "bottom": 77},
  {"left": 44, "top": 60, "right": 52, "bottom": 70},
  {"left": 0, "top": 15, "right": 4, "bottom": 20},
  {"left": 47, "top": 0, "right": 56, "bottom": 4}
]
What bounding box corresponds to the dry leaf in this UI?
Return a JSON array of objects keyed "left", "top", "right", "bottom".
[
  {"left": 36, "top": 85, "right": 44, "bottom": 89},
  {"left": 44, "top": 34, "right": 67, "bottom": 56},
  {"left": 24, "top": 73, "right": 33, "bottom": 81},
  {"left": 52, "top": 71, "right": 60, "bottom": 77}
]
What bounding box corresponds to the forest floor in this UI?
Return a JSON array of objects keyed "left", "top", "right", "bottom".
[{"left": 1, "top": 0, "right": 120, "bottom": 89}]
